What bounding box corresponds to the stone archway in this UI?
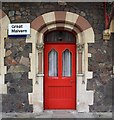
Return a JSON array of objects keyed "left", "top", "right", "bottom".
[
  {"left": 0, "top": 9, "right": 10, "bottom": 94},
  {"left": 26, "top": 11, "right": 95, "bottom": 113}
]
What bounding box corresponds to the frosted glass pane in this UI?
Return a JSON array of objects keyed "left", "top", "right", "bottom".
[
  {"left": 48, "top": 49, "right": 58, "bottom": 76},
  {"left": 62, "top": 49, "right": 72, "bottom": 76}
]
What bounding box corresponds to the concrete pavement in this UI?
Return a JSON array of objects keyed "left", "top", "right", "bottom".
[{"left": 1, "top": 111, "right": 112, "bottom": 119}]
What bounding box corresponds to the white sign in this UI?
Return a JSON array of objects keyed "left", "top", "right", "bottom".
[{"left": 8, "top": 23, "right": 30, "bottom": 35}]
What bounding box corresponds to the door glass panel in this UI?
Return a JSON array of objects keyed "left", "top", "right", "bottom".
[
  {"left": 62, "top": 49, "right": 72, "bottom": 77},
  {"left": 48, "top": 49, "right": 58, "bottom": 76},
  {"left": 44, "top": 30, "right": 75, "bottom": 43}
]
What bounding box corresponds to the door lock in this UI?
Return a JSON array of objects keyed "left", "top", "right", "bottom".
[{"left": 70, "top": 80, "right": 73, "bottom": 83}]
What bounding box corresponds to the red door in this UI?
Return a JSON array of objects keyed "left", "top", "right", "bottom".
[{"left": 44, "top": 44, "right": 76, "bottom": 109}]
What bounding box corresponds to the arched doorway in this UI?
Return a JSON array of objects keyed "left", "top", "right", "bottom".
[
  {"left": 44, "top": 30, "right": 76, "bottom": 109},
  {"left": 27, "top": 11, "right": 95, "bottom": 112}
]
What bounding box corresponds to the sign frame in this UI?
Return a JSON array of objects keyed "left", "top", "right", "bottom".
[{"left": 8, "top": 23, "right": 30, "bottom": 37}]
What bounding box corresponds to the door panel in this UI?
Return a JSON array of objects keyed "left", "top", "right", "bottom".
[{"left": 44, "top": 44, "right": 76, "bottom": 109}]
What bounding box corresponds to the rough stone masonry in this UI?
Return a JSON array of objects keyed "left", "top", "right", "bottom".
[{"left": 1, "top": 2, "right": 112, "bottom": 112}]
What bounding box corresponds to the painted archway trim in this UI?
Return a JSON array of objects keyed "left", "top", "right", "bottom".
[
  {"left": 0, "top": 9, "right": 10, "bottom": 94},
  {"left": 31, "top": 11, "right": 92, "bottom": 34}
]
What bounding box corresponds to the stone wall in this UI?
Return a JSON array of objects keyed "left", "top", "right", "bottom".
[
  {"left": 3, "top": 38, "right": 33, "bottom": 112},
  {"left": 2, "top": 2, "right": 112, "bottom": 112},
  {"left": 88, "top": 40, "right": 112, "bottom": 112}
]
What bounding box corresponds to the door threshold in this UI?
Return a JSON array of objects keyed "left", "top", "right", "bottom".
[{"left": 44, "top": 110, "right": 76, "bottom": 113}]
